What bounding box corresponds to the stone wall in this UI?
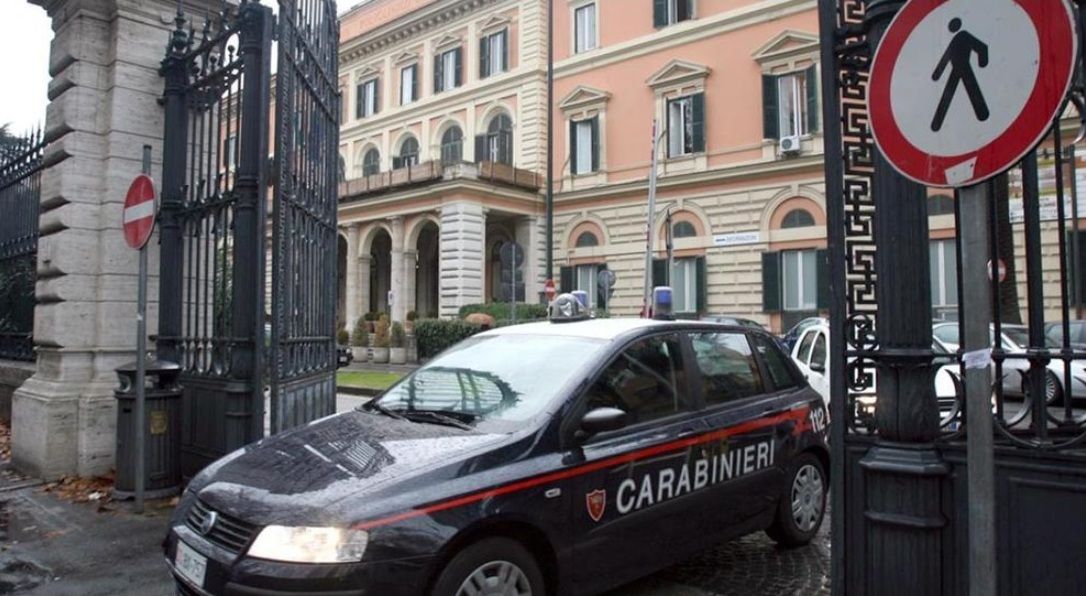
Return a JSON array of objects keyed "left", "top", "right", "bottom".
[{"left": 0, "top": 361, "right": 35, "bottom": 424}]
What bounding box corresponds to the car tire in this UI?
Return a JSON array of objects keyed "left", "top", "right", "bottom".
[
  {"left": 430, "top": 537, "right": 546, "bottom": 596},
  {"left": 767, "top": 452, "right": 826, "bottom": 548},
  {"left": 1022, "top": 371, "right": 1063, "bottom": 406}
]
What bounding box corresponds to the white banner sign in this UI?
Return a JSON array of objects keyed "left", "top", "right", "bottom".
[{"left": 713, "top": 232, "right": 761, "bottom": 247}]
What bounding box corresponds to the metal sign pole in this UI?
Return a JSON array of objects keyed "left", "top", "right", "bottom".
[
  {"left": 510, "top": 247, "right": 516, "bottom": 323},
  {"left": 642, "top": 120, "right": 659, "bottom": 317},
  {"left": 959, "top": 182, "right": 996, "bottom": 596},
  {"left": 135, "top": 145, "right": 151, "bottom": 514}
]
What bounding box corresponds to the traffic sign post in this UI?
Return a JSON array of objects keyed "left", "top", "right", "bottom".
[
  {"left": 124, "top": 146, "right": 157, "bottom": 514},
  {"left": 868, "top": 2, "right": 1078, "bottom": 595}
]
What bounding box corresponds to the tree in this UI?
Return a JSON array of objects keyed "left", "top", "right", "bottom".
[{"left": 0, "top": 123, "right": 21, "bottom": 158}]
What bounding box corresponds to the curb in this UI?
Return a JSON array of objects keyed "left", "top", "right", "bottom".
[{"left": 337, "top": 386, "right": 382, "bottom": 398}]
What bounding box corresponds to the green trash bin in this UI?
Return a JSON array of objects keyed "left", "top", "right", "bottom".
[{"left": 113, "top": 360, "right": 182, "bottom": 500}]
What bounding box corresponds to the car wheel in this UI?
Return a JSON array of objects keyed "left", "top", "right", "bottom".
[
  {"left": 1022, "top": 371, "right": 1063, "bottom": 406},
  {"left": 430, "top": 537, "right": 546, "bottom": 596},
  {"left": 767, "top": 452, "right": 826, "bottom": 548}
]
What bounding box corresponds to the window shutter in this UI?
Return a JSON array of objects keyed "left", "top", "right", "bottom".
[
  {"left": 1069, "top": 230, "right": 1086, "bottom": 305},
  {"left": 355, "top": 85, "right": 363, "bottom": 119},
  {"left": 480, "top": 36, "right": 489, "bottom": 78},
  {"left": 502, "top": 30, "right": 510, "bottom": 72},
  {"left": 653, "top": 0, "right": 668, "bottom": 27},
  {"left": 762, "top": 251, "right": 782, "bottom": 312},
  {"left": 560, "top": 266, "right": 574, "bottom": 293},
  {"left": 373, "top": 82, "right": 380, "bottom": 115},
  {"left": 762, "top": 75, "right": 779, "bottom": 139},
  {"left": 455, "top": 48, "right": 463, "bottom": 86},
  {"left": 412, "top": 65, "right": 419, "bottom": 101},
  {"left": 597, "top": 263, "right": 609, "bottom": 309},
  {"left": 816, "top": 248, "right": 830, "bottom": 310},
  {"left": 691, "top": 93, "right": 706, "bottom": 153},
  {"left": 499, "top": 130, "right": 513, "bottom": 165},
  {"left": 695, "top": 256, "right": 707, "bottom": 314},
  {"left": 806, "top": 65, "right": 819, "bottom": 133},
  {"left": 591, "top": 117, "right": 600, "bottom": 171},
  {"left": 434, "top": 55, "right": 443, "bottom": 93},
  {"left": 398, "top": 73, "right": 404, "bottom": 105},
  {"left": 569, "top": 119, "right": 579, "bottom": 174},
  {"left": 686, "top": 0, "right": 695, "bottom": 19},
  {"left": 652, "top": 258, "right": 668, "bottom": 287},
  {"left": 474, "top": 134, "right": 487, "bottom": 163},
  {"left": 392, "top": 156, "right": 403, "bottom": 170}
]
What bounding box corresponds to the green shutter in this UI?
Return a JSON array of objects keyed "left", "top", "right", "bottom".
[
  {"left": 653, "top": 0, "right": 668, "bottom": 27},
  {"left": 474, "top": 134, "right": 486, "bottom": 163},
  {"left": 373, "top": 81, "right": 379, "bottom": 115},
  {"left": 413, "top": 65, "right": 420, "bottom": 101},
  {"left": 806, "top": 65, "right": 819, "bottom": 133},
  {"left": 652, "top": 258, "right": 668, "bottom": 287},
  {"left": 763, "top": 75, "right": 779, "bottom": 139},
  {"left": 355, "top": 83, "right": 363, "bottom": 118},
  {"left": 1070, "top": 230, "right": 1086, "bottom": 305},
  {"left": 816, "top": 248, "right": 830, "bottom": 310},
  {"left": 560, "top": 266, "right": 574, "bottom": 293},
  {"left": 502, "top": 30, "right": 510, "bottom": 72},
  {"left": 695, "top": 256, "right": 707, "bottom": 314},
  {"left": 455, "top": 48, "right": 463, "bottom": 86},
  {"left": 591, "top": 117, "right": 600, "bottom": 171},
  {"left": 434, "top": 55, "right": 443, "bottom": 93},
  {"left": 569, "top": 119, "right": 578, "bottom": 173},
  {"left": 480, "top": 36, "right": 489, "bottom": 78},
  {"left": 762, "top": 251, "right": 782, "bottom": 312},
  {"left": 691, "top": 93, "right": 706, "bottom": 153}
]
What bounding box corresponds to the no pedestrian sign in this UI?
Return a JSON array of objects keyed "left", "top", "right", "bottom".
[
  {"left": 868, "top": 0, "right": 1077, "bottom": 188},
  {"left": 123, "top": 174, "right": 157, "bottom": 250}
]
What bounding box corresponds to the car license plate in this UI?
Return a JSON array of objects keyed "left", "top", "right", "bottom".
[{"left": 174, "top": 541, "right": 207, "bottom": 588}]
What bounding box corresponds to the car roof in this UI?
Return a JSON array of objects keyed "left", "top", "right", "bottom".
[{"left": 477, "top": 318, "right": 748, "bottom": 341}]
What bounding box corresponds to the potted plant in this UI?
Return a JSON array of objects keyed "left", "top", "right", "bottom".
[
  {"left": 350, "top": 316, "right": 369, "bottom": 362},
  {"left": 371, "top": 315, "right": 390, "bottom": 364},
  {"left": 364, "top": 311, "right": 377, "bottom": 332},
  {"left": 390, "top": 322, "right": 407, "bottom": 364},
  {"left": 405, "top": 310, "right": 417, "bottom": 334}
]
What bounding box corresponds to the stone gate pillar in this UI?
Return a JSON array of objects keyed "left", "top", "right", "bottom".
[
  {"left": 389, "top": 216, "right": 406, "bottom": 323},
  {"left": 344, "top": 224, "right": 361, "bottom": 329},
  {"left": 13, "top": 0, "right": 222, "bottom": 480},
  {"left": 439, "top": 201, "right": 485, "bottom": 317}
]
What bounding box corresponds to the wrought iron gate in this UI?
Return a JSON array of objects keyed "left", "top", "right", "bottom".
[
  {"left": 821, "top": 0, "right": 1086, "bottom": 594},
  {"left": 269, "top": 0, "right": 340, "bottom": 433},
  {"left": 158, "top": 0, "right": 339, "bottom": 475},
  {"left": 0, "top": 130, "right": 45, "bottom": 362}
]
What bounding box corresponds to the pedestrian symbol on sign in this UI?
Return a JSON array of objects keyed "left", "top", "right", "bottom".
[{"left": 931, "top": 18, "right": 989, "bottom": 132}]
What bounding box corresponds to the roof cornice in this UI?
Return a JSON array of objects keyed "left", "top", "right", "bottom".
[{"left": 339, "top": 0, "right": 503, "bottom": 66}]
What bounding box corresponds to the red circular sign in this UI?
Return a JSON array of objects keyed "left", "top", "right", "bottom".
[
  {"left": 123, "top": 174, "right": 156, "bottom": 250},
  {"left": 869, "top": 0, "right": 1077, "bottom": 188},
  {"left": 988, "top": 259, "right": 1007, "bottom": 283}
]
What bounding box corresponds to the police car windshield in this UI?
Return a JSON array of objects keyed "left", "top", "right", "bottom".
[{"left": 371, "top": 334, "right": 606, "bottom": 429}]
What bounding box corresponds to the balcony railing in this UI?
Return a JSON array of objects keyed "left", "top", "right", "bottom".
[{"left": 338, "top": 160, "right": 541, "bottom": 201}]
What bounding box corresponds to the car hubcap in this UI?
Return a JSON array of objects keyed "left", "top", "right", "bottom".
[
  {"left": 1046, "top": 375, "right": 1058, "bottom": 403},
  {"left": 791, "top": 464, "right": 825, "bottom": 533},
  {"left": 456, "top": 561, "right": 532, "bottom": 596}
]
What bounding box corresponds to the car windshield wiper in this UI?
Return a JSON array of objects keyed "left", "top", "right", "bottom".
[
  {"left": 400, "top": 409, "right": 475, "bottom": 431},
  {"left": 365, "top": 401, "right": 407, "bottom": 421}
]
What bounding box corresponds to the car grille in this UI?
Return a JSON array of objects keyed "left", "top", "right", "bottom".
[{"left": 184, "top": 498, "right": 259, "bottom": 554}]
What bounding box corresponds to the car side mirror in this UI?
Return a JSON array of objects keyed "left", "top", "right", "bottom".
[
  {"left": 810, "top": 361, "right": 826, "bottom": 374},
  {"left": 576, "top": 407, "right": 628, "bottom": 441}
]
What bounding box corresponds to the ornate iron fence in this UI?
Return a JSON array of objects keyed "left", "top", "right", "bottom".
[{"left": 0, "top": 129, "right": 45, "bottom": 362}]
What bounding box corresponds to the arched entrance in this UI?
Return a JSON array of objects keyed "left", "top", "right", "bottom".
[
  {"left": 415, "top": 222, "right": 440, "bottom": 318},
  {"left": 369, "top": 229, "right": 392, "bottom": 314}
]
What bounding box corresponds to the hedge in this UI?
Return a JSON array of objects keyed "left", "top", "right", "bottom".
[
  {"left": 415, "top": 319, "right": 483, "bottom": 359},
  {"left": 458, "top": 302, "right": 548, "bottom": 322}
]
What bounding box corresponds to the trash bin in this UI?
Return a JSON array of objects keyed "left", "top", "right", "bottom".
[{"left": 113, "top": 360, "right": 182, "bottom": 500}]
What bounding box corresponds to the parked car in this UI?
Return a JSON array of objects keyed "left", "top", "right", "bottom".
[
  {"left": 700, "top": 314, "right": 769, "bottom": 332},
  {"left": 933, "top": 322, "right": 1086, "bottom": 404},
  {"left": 337, "top": 344, "right": 354, "bottom": 368},
  {"left": 166, "top": 303, "right": 829, "bottom": 596},
  {"left": 780, "top": 317, "right": 826, "bottom": 352},
  {"left": 1045, "top": 320, "right": 1086, "bottom": 351}
]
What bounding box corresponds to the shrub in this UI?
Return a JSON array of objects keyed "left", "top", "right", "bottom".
[
  {"left": 374, "top": 315, "right": 391, "bottom": 348},
  {"left": 415, "top": 319, "right": 483, "bottom": 359},
  {"left": 363, "top": 311, "right": 377, "bottom": 322},
  {"left": 390, "top": 322, "right": 406, "bottom": 348},
  {"left": 406, "top": 310, "right": 417, "bottom": 321},
  {"left": 351, "top": 316, "right": 369, "bottom": 347},
  {"left": 336, "top": 328, "right": 349, "bottom": 344},
  {"left": 458, "top": 302, "right": 548, "bottom": 322}
]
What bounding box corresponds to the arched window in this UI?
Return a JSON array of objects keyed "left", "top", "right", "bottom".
[
  {"left": 441, "top": 126, "right": 463, "bottom": 166},
  {"left": 575, "top": 231, "right": 599, "bottom": 247},
  {"left": 781, "top": 208, "right": 816, "bottom": 229},
  {"left": 481, "top": 113, "right": 513, "bottom": 165},
  {"left": 362, "top": 149, "right": 380, "bottom": 176},
  {"left": 672, "top": 221, "right": 697, "bottom": 239},
  {"left": 395, "top": 137, "right": 419, "bottom": 169},
  {"left": 929, "top": 194, "right": 955, "bottom": 216}
]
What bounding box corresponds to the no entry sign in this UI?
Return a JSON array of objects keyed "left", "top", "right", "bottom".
[
  {"left": 868, "top": 0, "right": 1077, "bottom": 188},
  {"left": 123, "top": 174, "right": 157, "bottom": 249}
]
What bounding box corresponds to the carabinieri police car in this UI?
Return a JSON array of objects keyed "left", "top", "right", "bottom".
[{"left": 165, "top": 293, "right": 829, "bottom": 596}]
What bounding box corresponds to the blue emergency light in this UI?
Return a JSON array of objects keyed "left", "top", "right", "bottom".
[
  {"left": 571, "top": 290, "right": 588, "bottom": 307},
  {"left": 652, "top": 286, "right": 674, "bottom": 320}
]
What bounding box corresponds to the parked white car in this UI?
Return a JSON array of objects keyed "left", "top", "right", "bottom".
[{"left": 933, "top": 322, "right": 1086, "bottom": 404}]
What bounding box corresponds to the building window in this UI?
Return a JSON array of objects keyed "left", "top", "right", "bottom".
[
  {"left": 434, "top": 47, "right": 462, "bottom": 93},
  {"left": 575, "top": 231, "right": 599, "bottom": 247},
  {"left": 781, "top": 209, "right": 816, "bottom": 229},
  {"left": 441, "top": 126, "right": 463, "bottom": 166},
  {"left": 479, "top": 29, "right": 509, "bottom": 79},
  {"left": 400, "top": 64, "right": 418, "bottom": 106},
  {"left": 561, "top": 263, "right": 608, "bottom": 309},
  {"left": 477, "top": 114, "right": 513, "bottom": 165},
  {"left": 222, "top": 135, "right": 237, "bottom": 171},
  {"left": 782, "top": 250, "right": 818, "bottom": 311},
  {"left": 362, "top": 148, "right": 380, "bottom": 176},
  {"left": 338, "top": 154, "right": 346, "bottom": 183},
  {"left": 671, "top": 258, "right": 699, "bottom": 313},
  {"left": 667, "top": 93, "right": 705, "bottom": 157},
  {"left": 929, "top": 194, "right": 955, "bottom": 216},
  {"left": 672, "top": 221, "right": 697, "bottom": 238},
  {"left": 574, "top": 3, "right": 598, "bottom": 53},
  {"left": 653, "top": 0, "right": 693, "bottom": 27},
  {"left": 763, "top": 66, "right": 818, "bottom": 140},
  {"left": 570, "top": 117, "right": 599, "bottom": 175},
  {"left": 356, "top": 78, "right": 379, "bottom": 119},
  {"left": 930, "top": 239, "right": 958, "bottom": 310},
  {"left": 393, "top": 137, "right": 419, "bottom": 169}
]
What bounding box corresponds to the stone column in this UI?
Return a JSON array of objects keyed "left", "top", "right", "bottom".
[
  {"left": 344, "top": 224, "right": 361, "bottom": 329},
  {"left": 13, "top": 0, "right": 222, "bottom": 480},
  {"left": 358, "top": 254, "right": 373, "bottom": 317},
  {"left": 515, "top": 215, "right": 546, "bottom": 303},
  {"left": 389, "top": 216, "right": 406, "bottom": 323},
  {"left": 439, "top": 202, "right": 486, "bottom": 317},
  {"left": 403, "top": 249, "right": 418, "bottom": 319}
]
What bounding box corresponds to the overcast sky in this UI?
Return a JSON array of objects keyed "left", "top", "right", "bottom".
[{"left": 0, "top": 2, "right": 52, "bottom": 134}]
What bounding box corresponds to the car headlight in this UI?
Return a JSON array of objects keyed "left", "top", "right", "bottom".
[{"left": 248, "top": 526, "right": 368, "bottom": 564}]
